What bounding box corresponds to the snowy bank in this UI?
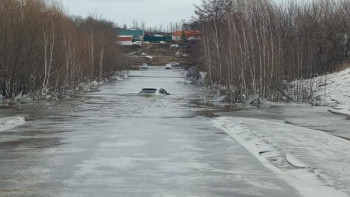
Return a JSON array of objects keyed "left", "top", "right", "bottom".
[
  {"left": 321, "top": 67, "right": 350, "bottom": 116},
  {"left": 76, "top": 71, "right": 128, "bottom": 93},
  {"left": 300, "top": 67, "right": 350, "bottom": 116},
  {"left": 0, "top": 116, "right": 26, "bottom": 132},
  {"left": 213, "top": 117, "right": 350, "bottom": 197},
  {"left": 1, "top": 70, "right": 129, "bottom": 103}
]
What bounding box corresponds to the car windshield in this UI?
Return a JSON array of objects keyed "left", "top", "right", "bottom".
[
  {"left": 159, "top": 89, "right": 167, "bottom": 95},
  {"left": 140, "top": 88, "right": 157, "bottom": 93}
]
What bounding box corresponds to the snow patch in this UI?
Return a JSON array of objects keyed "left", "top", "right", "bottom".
[
  {"left": 76, "top": 80, "right": 103, "bottom": 93},
  {"left": 294, "top": 67, "right": 350, "bottom": 116},
  {"left": 114, "top": 70, "right": 129, "bottom": 81},
  {"left": 285, "top": 154, "right": 308, "bottom": 168},
  {"left": 213, "top": 95, "right": 229, "bottom": 102},
  {"left": 0, "top": 116, "right": 26, "bottom": 132},
  {"left": 213, "top": 117, "right": 349, "bottom": 197}
]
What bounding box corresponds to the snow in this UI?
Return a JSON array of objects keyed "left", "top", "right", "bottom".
[
  {"left": 298, "top": 67, "right": 350, "bottom": 116},
  {"left": 213, "top": 117, "right": 350, "bottom": 197},
  {"left": 199, "top": 72, "right": 207, "bottom": 79},
  {"left": 146, "top": 55, "right": 153, "bottom": 60},
  {"left": 76, "top": 71, "right": 128, "bottom": 92},
  {"left": 0, "top": 116, "right": 26, "bottom": 132},
  {"left": 114, "top": 70, "right": 129, "bottom": 81},
  {"left": 213, "top": 95, "right": 229, "bottom": 102}
]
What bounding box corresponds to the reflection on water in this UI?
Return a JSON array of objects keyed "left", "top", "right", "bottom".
[{"left": 0, "top": 137, "right": 64, "bottom": 150}]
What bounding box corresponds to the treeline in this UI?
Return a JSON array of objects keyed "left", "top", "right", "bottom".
[
  {"left": 124, "top": 19, "right": 186, "bottom": 34},
  {"left": 195, "top": 0, "right": 350, "bottom": 102},
  {"left": 0, "top": 0, "right": 127, "bottom": 100}
]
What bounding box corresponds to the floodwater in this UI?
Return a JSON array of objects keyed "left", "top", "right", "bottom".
[{"left": 0, "top": 67, "right": 300, "bottom": 197}]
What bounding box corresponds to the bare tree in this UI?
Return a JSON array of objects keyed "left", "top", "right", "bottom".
[
  {"left": 194, "top": 0, "right": 350, "bottom": 102},
  {"left": 0, "top": 0, "right": 126, "bottom": 100}
]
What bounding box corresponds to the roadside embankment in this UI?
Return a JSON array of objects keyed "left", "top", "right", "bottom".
[
  {"left": 306, "top": 67, "right": 350, "bottom": 117},
  {"left": 206, "top": 66, "right": 350, "bottom": 197},
  {"left": 213, "top": 117, "right": 350, "bottom": 197}
]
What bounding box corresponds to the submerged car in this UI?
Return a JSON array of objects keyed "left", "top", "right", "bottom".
[
  {"left": 165, "top": 64, "right": 172, "bottom": 69},
  {"left": 138, "top": 88, "right": 170, "bottom": 96},
  {"left": 142, "top": 63, "right": 148, "bottom": 69}
]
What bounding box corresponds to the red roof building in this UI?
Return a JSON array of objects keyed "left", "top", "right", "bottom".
[{"left": 172, "top": 31, "right": 201, "bottom": 41}]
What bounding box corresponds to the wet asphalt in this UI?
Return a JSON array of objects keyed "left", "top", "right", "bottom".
[{"left": 0, "top": 67, "right": 300, "bottom": 197}]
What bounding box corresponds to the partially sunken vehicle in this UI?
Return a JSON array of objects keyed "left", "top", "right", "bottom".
[
  {"left": 165, "top": 64, "right": 172, "bottom": 69},
  {"left": 142, "top": 63, "right": 148, "bottom": 69},
  {"left": 138, "top": 88, "right": 170, "bottom": 96}
]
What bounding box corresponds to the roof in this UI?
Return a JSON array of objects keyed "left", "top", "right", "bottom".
[
  {"left": 144, "top": 35, "right": 171, "bottom": 42},
  {"left": 119, "top": 29, "right": 144, "bottom": 36},
  {"left": 172, "top": 30, "right": 200, "bottom": 37}
]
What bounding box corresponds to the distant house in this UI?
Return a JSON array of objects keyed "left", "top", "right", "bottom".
[
  {"left": 172, "top": 30, "right": 201, "bottom": 42},
  {"left": 117, "top": 36, "right": 133, "bottom": 46},
  {"left": 118, "top": 29, "right": 144, "bottom": 41}
]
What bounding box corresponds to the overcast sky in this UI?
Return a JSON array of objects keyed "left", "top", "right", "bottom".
[{"left": 60, "top": 0, "right": 202, "bottom": 28}]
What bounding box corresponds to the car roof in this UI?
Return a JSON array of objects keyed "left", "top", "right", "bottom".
[
  {"left": 141, "top": 88, "right": 164, "bottom": 90},
  {"left": 141, "top": 87, "right": 167, "bottom": 90}
]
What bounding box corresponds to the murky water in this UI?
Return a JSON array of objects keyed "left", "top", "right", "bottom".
[{"left": 0, "top": 67, "right": 300, "bottom": 197}]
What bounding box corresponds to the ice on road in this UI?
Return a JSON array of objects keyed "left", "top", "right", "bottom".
[{"left": 213, "top": 117, "right": 350, "bottom": 197}]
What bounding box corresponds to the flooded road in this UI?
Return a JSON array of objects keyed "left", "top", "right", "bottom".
[{"left": 0, "top": 67, "right": 300, "bottom": 197}]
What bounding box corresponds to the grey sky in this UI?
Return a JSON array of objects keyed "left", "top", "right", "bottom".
[{"left": 60, "top": 0, "right": 202, "bottom": 28}]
